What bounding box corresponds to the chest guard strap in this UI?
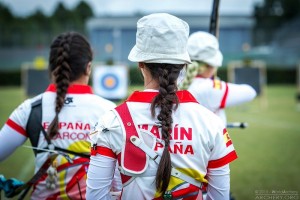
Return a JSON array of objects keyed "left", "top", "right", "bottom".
[
  {"left": 130, "top": 136, "right": 202, "bottom": 188},
  {"left": 114, "top": 103, "right": 148, "bottom": 174},
  {"left": 26, "top": 97, "right": 89, "bottom": 159},
  {"left": 115, "top": 103, "right": 202, "bottom": 188}
]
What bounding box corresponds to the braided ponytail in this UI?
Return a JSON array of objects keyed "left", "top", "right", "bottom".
[
  {"left": 48, "top": 32, "right": 92, "bottom": 138},
  {"left": 147, "top": 63, "right": 184, "bottom": 194},
  {"left": 179, "top": 61, "right": 200, "bottom": 90}
]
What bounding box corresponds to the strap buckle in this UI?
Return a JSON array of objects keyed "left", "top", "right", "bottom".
[{"left": 163, "top": 191, "right": 172, "bottom": 200}]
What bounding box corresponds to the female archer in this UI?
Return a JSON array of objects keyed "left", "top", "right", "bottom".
[
  {"left": 180, "top": 31, "right": 257, "bottom": 125},
  {"left": 0, "top": 32, "right": 121, "bottom": 199},
  {"left": 86, "top": 13, "right": 237, "bottom": 200}
]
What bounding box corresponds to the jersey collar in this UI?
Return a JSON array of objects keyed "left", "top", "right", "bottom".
[
  {"left": 46, "top": 84, "right": 93, "bottom": 94},
  {"left": 126, "top": 90, "right": 198, "bottom": 103}
]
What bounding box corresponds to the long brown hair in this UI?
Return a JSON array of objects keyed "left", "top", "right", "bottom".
[
  {"left": 146, "top": 63, "right": 185, "bottom": 194},
  {"left": 47, "top": 32, "right": 93, "bottom": 138}
]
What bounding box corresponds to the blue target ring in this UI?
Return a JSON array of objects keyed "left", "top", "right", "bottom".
[{"left": 100, "top": 73, "right": 119, "bottom": 90}]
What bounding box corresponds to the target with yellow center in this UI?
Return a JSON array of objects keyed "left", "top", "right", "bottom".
[
  {"left": 101, "top": 73, "right": 119, "bottom": 90},
  {"left": 92, "top": 65, "right": 128, "bottom": 100}
]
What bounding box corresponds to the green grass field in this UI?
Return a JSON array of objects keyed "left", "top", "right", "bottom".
[
  {"left": 0, "top": 85, "right": 299, "bottom": 200},
  {"left": 227, "top": 85, "right": 300, "bottom": 199}
]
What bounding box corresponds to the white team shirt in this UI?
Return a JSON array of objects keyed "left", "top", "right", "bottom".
[
  {"left": 0, "top": 84, "right": 121, "bottom": 199},
  {"left": 188, "top": 76, "right": 257, "bottom": 124},
  {"left": 86, "top": 90, "right": 238, "bottom": 200}
]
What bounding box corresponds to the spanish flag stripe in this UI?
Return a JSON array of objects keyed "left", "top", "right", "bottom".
[
  {"left": 226, "top": 140, "right": 233, "bottom": 147},
  {"left": 90, "top": 146, "right": 117, "bottom": 159},
  {"left": 223, "top": 128, "right": 232, "bottom": 147},
  {"left": 207, "top": 151, "right": 238, "bottom": 169},
  {"left": 6, "top": 119, "right": 27, "bottom": 137}
]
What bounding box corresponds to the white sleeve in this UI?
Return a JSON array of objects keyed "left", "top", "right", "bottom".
[
  {"left": 86, "top": 110, "right": 123, "bottom": 199},
  {"left": 0, "top": 127, "right": 27, "bottom": 161},
  {"left": 206, "top": 164, "right": 230, "bottom": 200},
  {"left": 0, "top": 99, "right": 31, "bottom": 161},
  {"left": 225, "top": 83, "right": 257, "bottom": 107},
  {"left": 86, "top": 154, "right": 116, "bottom": 200},
  {"left": 111, "top": 161, "right": 122, "bottom": 192}
]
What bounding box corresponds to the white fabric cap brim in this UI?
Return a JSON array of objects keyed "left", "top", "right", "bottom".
[
  {"left": 128, "top": 45, "right": 192, "bottom": 64},
  {"left": 202, "top": 50, "right": 223, "bottom": 68}
]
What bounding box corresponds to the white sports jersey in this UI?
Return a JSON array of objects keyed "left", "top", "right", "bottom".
[
  {"left": 0, "top": 84, "right": 120, "bottom": 199},
  {"left": 86, "top": 90, "right": 237, "bottom": 200},
  {"left": 188, "top": 76, "right": 257, "bottom": 124}
]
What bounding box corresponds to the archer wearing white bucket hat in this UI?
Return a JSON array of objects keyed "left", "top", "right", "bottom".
[
  {"left": 128, "top": 13, "right": 191, "bottom": 64},
  {"left": 87, "top": 13, "right": 238, "bottom": 200},
  {"left": 188, "top": 31, "right": 223, "bottom": 67},
  {"left": 179, "top": 31, "right": 256, "bottom": 126}
]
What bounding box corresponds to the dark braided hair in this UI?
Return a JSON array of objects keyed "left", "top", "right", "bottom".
[
  {"left": 47, "top": 32, "right": 93, "bottom": 138},
  {"left": 146, "top": 63, "right": 185, "bottom": 195}
]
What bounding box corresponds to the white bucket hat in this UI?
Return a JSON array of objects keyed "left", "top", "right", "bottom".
[
  {"left": 128, "top": 13, "right": 191, "bottom": 64},
  {"left": 187, "top": 31, "right": 223, "bottom": 67}
]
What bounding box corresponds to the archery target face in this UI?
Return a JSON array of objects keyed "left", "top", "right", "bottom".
[
  {"left": 101, "top": 73, "right": 119, "bottom": 90},
  {"left": 92, "top": 65, "right": 128, "bottom": 100}
]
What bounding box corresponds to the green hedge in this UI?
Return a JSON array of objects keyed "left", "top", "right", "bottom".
[
  {"left": 0, "top": 70, "right": 21, "bottom": 86},
  {"left": 128, "top": 66, "right": 143, "bottom": 85},
  {"left": 0, "top": 67, "right": 297, "bottom": 86},
  {"left": 265, "top": 68, "right": 297, "bottom": 84}
]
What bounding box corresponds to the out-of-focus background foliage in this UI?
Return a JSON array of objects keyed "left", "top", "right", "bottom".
[{"left": 0, "top": 0, "right": 300, "bottom": 84}]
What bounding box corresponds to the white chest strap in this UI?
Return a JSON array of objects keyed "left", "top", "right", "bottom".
[{"left": 129, "top": 136, "right": 202, "bottom": 188}]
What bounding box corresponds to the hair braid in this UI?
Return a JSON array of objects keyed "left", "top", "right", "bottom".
[
  {"left": 147, "top": 63, "right": 184, "bottom": 195},
  {"left": 47, "top": 32, "right": 92, "bottom": 139},
  {"left": 179, "top": 61, "right": 200, "bottom": 90},
  {"left": 48, "top": 33, "right": 72, "bottom": 138}
]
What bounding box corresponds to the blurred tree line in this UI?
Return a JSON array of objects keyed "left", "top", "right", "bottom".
[
  {"left": 0, "top": 1, "right": 93, "bottom": 47},
  {"left": 1, "top": 0, "right": 299, "bottom": 48},
  {"left": 252, "top": 0, "right": 300, "bottom": 45}
]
